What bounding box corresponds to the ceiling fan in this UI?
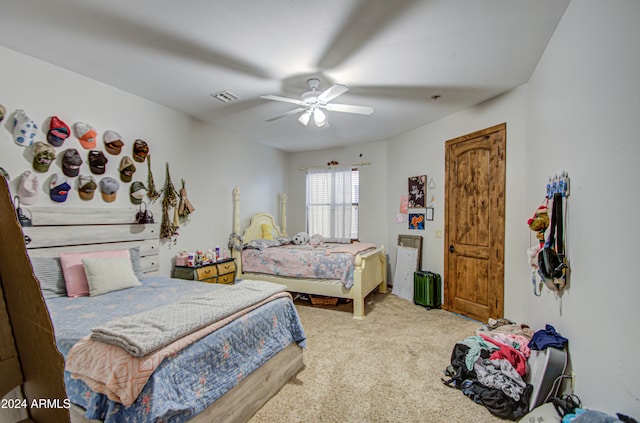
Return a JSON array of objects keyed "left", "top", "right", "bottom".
[{"left": 261, "top": 78, "right": 374, "bottom": 127}]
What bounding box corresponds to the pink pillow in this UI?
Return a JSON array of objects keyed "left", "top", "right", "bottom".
[{"left": 60, "top": 250, "right": 131, "bottom": 298}]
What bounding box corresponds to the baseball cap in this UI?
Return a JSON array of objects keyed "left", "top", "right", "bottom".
[
  {"left": 88, "top": 150, "right": 108, "bottom": 175},
  {"left": 49, "top": 173, "right": 71, "bottom": 203},
  {"left": 74, "top": 122, "right": 97, "bottom": 149},
  {"left": 62, "top": 148, "right": 83, "bottom": 177},
  {"left": 119, "top": 156, "right": 136, "bottom": 182},
  {"left": 47, "top": 116, "right": 71, "bottom": 147},
  {"left": 13, "top": 109, "right": 38, "bottom": 147},
  {"left": 100, "top": 177, "right": 119, "bottom": 202},
  {"left": 104, "top": 130, "right": 124, "bottom": 155},
  {"left": 18, "top": 171, "right": 39, "bottom": 205},
  {"left": 129, "top": 181, "right": 147, "bottom": 205},
  {"left": 133, "top": 139, "right": 149, "bottom": 162},
  {"left": 78, "top": 175, "right": 97, "bottom": 201},
  {"left": 32, "top": 142, "right": 56, "bottom": 172}
]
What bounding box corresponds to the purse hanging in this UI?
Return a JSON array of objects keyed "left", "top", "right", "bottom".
[
  {"left": 136, "top": 201, "right": 155, "bottom": 224},
  {"left": 14, "top": 196, "right": 32, "bottom": 227}
]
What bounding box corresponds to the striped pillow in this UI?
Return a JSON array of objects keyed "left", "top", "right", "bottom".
[{"left": 30, "top": 256, "right": 67, "bottom": 299}]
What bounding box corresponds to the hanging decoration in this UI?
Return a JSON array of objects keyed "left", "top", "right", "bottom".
[
  {"left": 178, "top": 178, "right": 195, "bottom": 221},
  {"left": 146, "top": 154, "right": 160, "bottom": 202},
  {"left": 160, "top": 162, "right": 179, "bottom": 242}
]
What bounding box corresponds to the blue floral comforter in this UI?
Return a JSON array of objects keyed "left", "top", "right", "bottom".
[{"left": 46, "top": 277, "right": 306, "bottom": 423}]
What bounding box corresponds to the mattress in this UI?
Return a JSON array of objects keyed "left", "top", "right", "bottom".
[{"left": 46, "top": 277, "right": 306, "bottom": 423}]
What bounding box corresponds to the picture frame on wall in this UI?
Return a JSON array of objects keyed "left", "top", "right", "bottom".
[
  {"left": 408, "top": 211, "right": 425, "bottom": 230},
  {"left": 426, "top": 207, "right": 434, "bottom": 221},
  {"left": 408, "top": 175, "right": 426, "bottom": 208}
]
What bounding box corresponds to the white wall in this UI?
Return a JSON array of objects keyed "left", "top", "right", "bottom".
[
  {"left": 523, "top": 0, "right": 640, "bottom": 415},
  {"left": 0, "top": 45, "right": 287, "bottom": 277}
]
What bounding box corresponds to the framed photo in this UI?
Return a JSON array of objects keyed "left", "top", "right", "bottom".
[
  {"left": 408, "top": 175, "right": 426, "bottom": 208},
  {"left": 408, "top": 212, "right": 425, "bottom": 230},
  {"left": 426, "top": 207, "right": 434, "bottom": 221}
]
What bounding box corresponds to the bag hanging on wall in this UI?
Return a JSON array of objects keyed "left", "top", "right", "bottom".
[
  {"left": 136, "top": 201, "right": 154, "bottom": 224},
  {"left": 14, "top": 196, "right": 32, "bottom": 227},
  {"left": 537, "top": 193, "right": 567, "bottom": 291}
]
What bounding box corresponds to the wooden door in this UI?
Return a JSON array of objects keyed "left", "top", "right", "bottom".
[{"left": 444, "top": 123, "right": 506, "bottom": 322}]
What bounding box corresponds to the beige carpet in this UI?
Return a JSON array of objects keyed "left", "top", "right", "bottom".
[{"left": 249, "top": 292, "right": 506, "bottom": 423}]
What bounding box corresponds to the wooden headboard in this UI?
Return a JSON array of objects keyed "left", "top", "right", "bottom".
[{"left": 22, "top": 208, "right": 160, "bottom": 275}]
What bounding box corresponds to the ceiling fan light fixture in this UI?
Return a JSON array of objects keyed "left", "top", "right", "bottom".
[
  {"left": 298, "top": 110, "right": 312, "bottom": 126},
  {"left": 313, "top": 108, "right": 326, "bottom": 126},
  {"left": 263, "top": 79, "right": 372, "bottom": 127}
]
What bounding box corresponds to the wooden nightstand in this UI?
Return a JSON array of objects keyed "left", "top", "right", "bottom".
[{"left": 173, "top": 258, "right": 237, "bottom": 284}]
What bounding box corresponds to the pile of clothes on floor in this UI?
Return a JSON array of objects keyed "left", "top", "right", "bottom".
[{"left": 442, "top": 318, "right": 568, "bottom": 420}]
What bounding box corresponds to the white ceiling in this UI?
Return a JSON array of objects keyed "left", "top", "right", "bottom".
[{"left": 0, "top": 0, "right": 569, "bottom": 152}]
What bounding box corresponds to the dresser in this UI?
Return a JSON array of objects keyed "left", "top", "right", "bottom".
[{"left": 173, "top": 258, "right": 237, "bottom": 284}]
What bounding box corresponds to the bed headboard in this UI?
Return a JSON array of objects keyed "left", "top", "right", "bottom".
[
  {"left": 242, "top": 212, "right": 286, "bottom": 242},
  {"left": 232, "top": 187, "right": 287, "bottom": 243},
  {"left": 23, "top": 207, "right": 160, "bottom": 275}
]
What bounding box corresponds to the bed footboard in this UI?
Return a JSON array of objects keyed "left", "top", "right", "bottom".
[{"left": 351, "top": 246, "right": 387, "bottom": 319}]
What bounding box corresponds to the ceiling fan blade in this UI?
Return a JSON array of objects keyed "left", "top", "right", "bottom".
[
  {"left": 260, "top": 94, "right": 304, "bottom": 106},
  {"left": 317, "top": 84, "right": 349, "bottom": 103},
  {"left": 317, "top": 0, "right": 419, "bottom": 69},
  {"left": 265, "top": 107, "right": 306, "bottom": 122},
  {"left": 325, "top": 103, "right": 374, "bottom": 115}
]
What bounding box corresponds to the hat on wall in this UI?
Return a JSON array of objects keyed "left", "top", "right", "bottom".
[
  {"left": 133, "top": 139, "right": 149, "bottom": 162},
  {"left": 32, "top": 142, "right": 56, "bottom": 172},
  {"left": 47, "top": 116, "right": 71, "bottom": 147},
  {"left": 18, "top": 171, "right": 39, "bottom": 205},
  {"left": 13, "top": 109, "right": 38, "bottom": 147},
  {"left": 129, "top": 181, "right": 147, "bottom": 205},
  {"left": 119, "top": 156, "right": 136, "bottom": 182},
  {"left": 74, "top": 122, "right": 97, "bottom": 149},
  {"left": 100, "top": 177, "right": 119, "bottom": 202},
  {"left": 49, "top": 173, "right": 71, "bottom": 203},
  {"left": 104, "top": 130, "right": 124, "bottom": 155},
  {"left": 62, "top": 148, "right": 83, "bottom": 177},
  {"left": 78, "top": 174, "right": 97, "bottom": 200},
  {"left": 88, "top": 150, "right": 108, "bottom": 175},
  {"left": 0, "top": 104, "right": 6, "bottom": 123}
]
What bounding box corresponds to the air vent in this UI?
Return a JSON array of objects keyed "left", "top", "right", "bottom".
[{"left": 211, "top": 90, "right": 239, "bottom": 103}]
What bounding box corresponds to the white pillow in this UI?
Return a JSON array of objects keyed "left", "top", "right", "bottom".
[{"left": 82, "top": 257, "right": 142, "bottom": 296}]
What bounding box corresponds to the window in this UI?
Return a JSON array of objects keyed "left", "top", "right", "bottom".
[{"left": 306, "top": 167, "right": 359, "bottom": 241}]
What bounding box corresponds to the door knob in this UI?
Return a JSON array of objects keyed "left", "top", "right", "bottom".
[{"left": 448, "top": 245, "right": 455, "bottom": 253}]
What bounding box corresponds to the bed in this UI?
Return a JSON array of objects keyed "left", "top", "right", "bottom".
[
  {"left": 6, "top": 193, "right": 306, "bottom": 423},
  {"left": 231, "top": 187, "right": 387, "bottom": 319}
]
